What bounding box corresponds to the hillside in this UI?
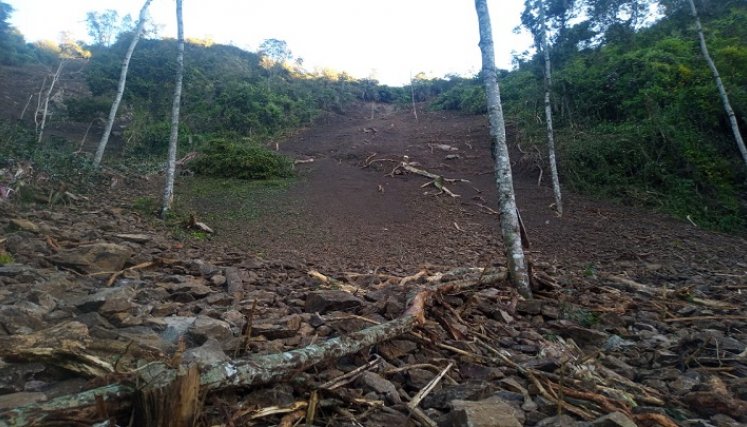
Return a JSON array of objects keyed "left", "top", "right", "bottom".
[{"left": 0, "top": 1, "right": 746, "bottom": 426}]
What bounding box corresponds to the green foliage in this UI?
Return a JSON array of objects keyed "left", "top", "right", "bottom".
[
  {"left": 431, "top": 79, "right": 487, "bottom": 114},
  {"left": 0, "top": 120, "right": 101, "bottom": 192},
  {"left": 0, "top": 251, "right": 13, "bottom": 265},
  {"left": 431, "top": 3, "right": 747, "bottom": 231},
  {"left": 66, "top": 96, "right": 111, "bottom": 121},
  {"left": 189, "top": 140, "right": 293, "bottom": 180},
  {"left": 132, "top": 196, "right": 160, "bottom": 215}
]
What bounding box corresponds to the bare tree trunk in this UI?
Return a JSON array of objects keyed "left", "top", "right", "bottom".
[
  {"left": 688, "top": 0, "right": 747, "bottom": 168},
  {"left": 473, "top": 0, "right": 532, "bottom": 298},
  {"left": 33, "top": 76, "right": 46, "bottom": 135},
  {"left": 37, "top": 61, "right": 65, "bottom": 144},
  {"left": 540, "top": 0, "right": 563, "bottom": 215},
  {"left": 161, "top": 0, "right": 185, "bottom": 217},
  {"left": 19, "top": 94, "right": 33, "bottom": 121},
  {"left": 410, "top": 75, "right": 419, "bottom": 121},
  {"left": 93, "top": 0, "right": 154, "bottom": 167}
]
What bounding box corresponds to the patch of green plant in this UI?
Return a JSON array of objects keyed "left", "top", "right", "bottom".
[
  {"left": 582, "top": 263, "right": 598, "bottom": 278},
  {"left": 0, "top": 252, "right": 14, "bottom": 265},
  {"left": 132, "top": 196, "right": 160, "bottom": 215},
  {"left": 174, "top": 175, "right": 295, "bottom": 225},
  {"left": 189, "top": 139, "right": 293, "bottom": 180},
  {"left": 561, "top": 305, "right": 600, "bottom": 328},
  {"left": 0, "top": 120, "right": 101, "bottom": 192}
]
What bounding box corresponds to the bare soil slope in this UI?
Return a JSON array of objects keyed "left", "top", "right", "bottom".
[{"left": 192, "top": 102, "right": 747, "bottom": 286}]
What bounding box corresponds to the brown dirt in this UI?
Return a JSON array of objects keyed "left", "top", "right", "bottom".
[{"left": 183, "top": 102, "right": 747, "bottom": 286}]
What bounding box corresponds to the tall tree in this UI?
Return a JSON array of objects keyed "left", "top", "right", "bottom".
[
  {"left": 93, "top": 0, "right": 154, "bottom": 168},
  {"left": 539, "top": 0, "right": 564, "bottom": 215},
  {"left": 687, "top": 0, "right": 747, "bottom": 168},
  {"left": 474, "top": 0, "right": 532, "bottom": 298},
  {"left": 161, "top": 0, "right": 185, "bottom": 217}
]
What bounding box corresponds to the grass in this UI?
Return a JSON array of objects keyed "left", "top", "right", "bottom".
[{"left": 169, "top": 176, "right": 299, "bottom": 243}]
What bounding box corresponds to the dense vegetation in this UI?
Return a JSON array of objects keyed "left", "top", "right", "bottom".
[{"left": 431, "top": 0, "right": 747, "bottom": 230}]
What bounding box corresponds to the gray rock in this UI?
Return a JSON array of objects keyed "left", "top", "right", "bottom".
[
  {"left": 252, "top": 314, "right": 301, "bottom": 339},
  {"left": 0, "top": 305, "right": 47, "bottom": 334},
  {"left": 406, "top": 368, "right": 435, "bottom": 390},
  {"left": 536, "top": 414, "right": 578, "bottom": 426},
  {"left": 67, "top": 286, "right": 135, "bottom": 313},
  {"left": 591, "top": 412, "right": 637, "bottom": 427},
  {"left": 157, "top": 316, "right": 197, "bottom": 344},
  {"left": 305, "top": 290, "right": 363, "bottom": 314},
  {"left": 182, "top": 338, "right": 229, "bottom": 368},
  {"left": 449, "top": 396, "right": 523, "bottom": 427},
  {"left": 189, "top": 315, "right": 233, "bottom": 344},
  {"left": 357, "top": 371, "right": 401, "bottom": 404},
  {"left": 49, "top": 243, "right": 132, "bottom": 274},
  {"left": 113, "top": 233, "right": 151, "bottom": 243},
  {"left": 422, "top": 383, "right": 495, "bottom": 409}
]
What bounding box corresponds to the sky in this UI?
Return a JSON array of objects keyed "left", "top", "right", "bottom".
[{"left": 6, "top": 0, "right": 534, "bottom": 86}]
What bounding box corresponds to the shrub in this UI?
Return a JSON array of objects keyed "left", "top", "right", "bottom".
[{"left": 189, "top": 139, "right": 293, "bottom": 180}]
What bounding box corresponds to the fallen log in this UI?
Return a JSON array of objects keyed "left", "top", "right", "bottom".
[{"left": 0, "top": 272, "right": 508, "bottom": 426}]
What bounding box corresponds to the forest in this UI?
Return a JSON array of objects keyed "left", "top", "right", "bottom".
[{"left": 0, "top": 0, "right": 745, "bottom": 426}]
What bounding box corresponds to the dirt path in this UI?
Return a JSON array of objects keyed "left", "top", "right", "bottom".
[{"left": 192, "top": 103, "right": 746, "bottom": 286}]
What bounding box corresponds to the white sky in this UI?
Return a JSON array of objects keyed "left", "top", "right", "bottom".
[{"left": 6, "top": 0, "right": 533, "bottom": 86}]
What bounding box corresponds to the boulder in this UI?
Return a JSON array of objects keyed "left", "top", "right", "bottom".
[
  {"left": 449, "top": 396, "right": 524, "bottom": 427},
  {"left": 49, "top": 243, "right": 132, "bottom": 274},
  {"left": 305, "top": 290, "right": 363, "bottom": 314}
]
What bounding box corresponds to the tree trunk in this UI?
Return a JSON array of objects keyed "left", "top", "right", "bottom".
[
  {"left": 473, "top": 0, "right": 532, "bottom": 298},
  {"left": 161, "top": 0, "right": 185, "bottom": 218},
  {"left": 688, "top": 0, "right": 747, "bottom": 169},
  {"left": 37, "top": 61, "right": 65, "bottom": 144},
  {"left": 410, "top": 76, "right": 419, "bottom": 121},
  {"left": 540, "top": 0, "right": 563, "bottom": 215},
  {"left": 93, "top": 0, "right": 154, "bottom": 167}
]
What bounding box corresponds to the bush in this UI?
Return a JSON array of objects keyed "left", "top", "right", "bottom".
[{"left": 189, "top": 139, "right": 293, "bottom": 180}]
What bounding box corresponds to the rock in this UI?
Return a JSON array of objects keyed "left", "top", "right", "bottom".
[
  {"left": 516, "top": 299, "right": 542, "bottom": 315},
  {"left": 182, "top": 338, "right": 229, "bottom": 368},
  {"left": 189, "top": 315, "right": 233, "bottom": 344},
  {"left": 305, "top": 290, "right": 363, "bottom": 314},
  {"left": 547, "top": 320, "right": 608, "bottom": 347},
  {"left": 357, "top": 371, "right": 401, "bottom": 404},
  {"left": 422, "top": 383, "right": 495, "bottom": 409},
  {"left": 4, "top": 232, "right": 50, "bottom": 256},
  {"left": 8, "top": 218, "right": 39, "bottom": 233},
  {"left": 710, "top": 414, "right": 741, "bottom": 427},
  {"left": 210, "top": 274, "right": 227, "bottom": 286},
  {"left": 378, "top": 339, "right": 418, "bottom": 359},
  {"left": 49, "top": 243, "right": 132, "bottom": 274},
  {"left": 113, "top": 233, "right": 151, "bottom": 243},
  {"left": 591, "top": 412, "right": 637, "bottom": 427},
  {"left": 449, "top": 396, "right": 523, "bottom": 427},
  {"left": 67, "top": 286, "right": 135, "bottom": 313},
  {"left": 224, "top": 267, "right": 243, "bottom": 299},
  {"left": 252, "top": 314, "right": 301, "bottom": 339},
  {"left": 0, "top": 264, "right": 32, "bottom": 277},
  {"left": 0, "top": 305, "right": 47, "bottom": 334},
  {"left": 0, "top": 391, "right": 47, "bottom": 409},
  {"left": 157, "top": 316, "right": 197, "bottom": 344},
  {"left": 669, "top": 370, "right": 701, "bottom": 394},
  {"left": 536, "top": 414, "right": 578, "bottom": 426},
  {"left": 406, "top": 368, "right": 435, "bottom": 389}
]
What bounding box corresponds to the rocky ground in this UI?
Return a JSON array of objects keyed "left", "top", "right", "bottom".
[{"left": 0, "top": 104, "right": 746, "bottom": 426}]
